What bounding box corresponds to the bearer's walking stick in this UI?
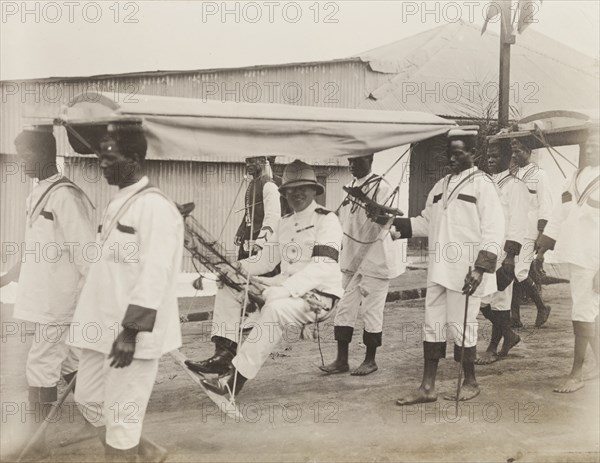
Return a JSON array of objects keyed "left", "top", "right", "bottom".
[
  {"left": 17, "top": 374, "right": 77, "bottom": 462},
  {"left": 454, "top": 266, "right": 472, "bottom": 418}
]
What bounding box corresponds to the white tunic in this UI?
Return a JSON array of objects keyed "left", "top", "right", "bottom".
[
  {"left": 242, "top": 200, "right": 344, "bottom": 299},
  {"left": 492, "top": 170, "right": 529, "bottom": 257},
  {"left": 514, "top": 163, "right": 554, "bottom": 239},
  {"left": 13, "top": 176, "right": 95, "bottom": 324},
  {"left": 543, "top": 166, "right": 600, "bottom": 271},
  {"left": 404, "top": 167, "right": 505, "bottom": 297},
  {"left": 68, "top": 177, "right": 183, "bottom": 359},
  {"left": 481, "top": 171, "right": 529, "bottom": 311},
  {"left": 338, "top": 173, "right": 404, "bottom": 279}
]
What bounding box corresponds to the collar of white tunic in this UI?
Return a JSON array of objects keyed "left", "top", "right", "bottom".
[
  {"left": 290, "top": 200, "right": 318, "bottom": 221},
  {"left": 448, "top": 166, "right": 478, "bottom": 185},
  {"left": 352, "top": 172, "right": 375, "bottom": 187},
  {"left": 101, "top": 176, "right": 150, "bottom": 226},
  {"left": 26, "top": 173, "right": 64, "bottom": 214},
  {"left": 111, "top": 176, "right": 149, "bottom": 201},
  {"left": 577, "top": 165, "right": 600, "bottom": 190},
  {"left": 491, "top": 169, "right": 511, "bottom": 181},
  {"left": 516, "top": 163, "right": 536, "bottom": 175}
]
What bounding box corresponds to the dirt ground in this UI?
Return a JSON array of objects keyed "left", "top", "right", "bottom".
[{"left": 1, "top": 283, "right": 599, "bottom": 463}]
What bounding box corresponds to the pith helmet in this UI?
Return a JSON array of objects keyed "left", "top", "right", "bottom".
[{"left": 279, "top": 160, "right": 324, "bottom": 195}]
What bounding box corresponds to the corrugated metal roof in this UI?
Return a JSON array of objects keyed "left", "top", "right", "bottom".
[
  {"left": 354, "top": 21, "right": 599, "bottom": 118},
  {"left": 0, "top": 58, "right": 365, "bottom": 84},
  {"left": 3, "top": 20, "right": 596, "bottom": 156}
]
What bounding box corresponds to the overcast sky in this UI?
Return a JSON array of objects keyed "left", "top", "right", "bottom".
[{"left": 1, "top": 0, "right": 598, "bottom": 80}]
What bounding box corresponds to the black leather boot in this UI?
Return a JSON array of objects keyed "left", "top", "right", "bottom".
[{"left": 185, "top": 336, "right": 237, "bottom": 375}]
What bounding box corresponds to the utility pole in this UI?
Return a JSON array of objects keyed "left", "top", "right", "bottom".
[{"left": 498, "top": 6, "right": 515, "bottom": 129}]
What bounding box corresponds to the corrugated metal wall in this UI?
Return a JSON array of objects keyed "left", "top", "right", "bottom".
[
  {"left": 1, "top": 156, "right": 351, "bottom": 273},
  {"left": 59, "top": 158, "right": 351, "bottom": 273},
  {"left": 1, "top": 60, "right": 385, "bottom": 156},
  {"left": 408, "top": 134, "right": 449, "bottom": 217},
  {"left": 1, "top": 154, "right": 33, "bottom": 271},
  {"left": 0, "top": 60, "right": 381, "bottom": 271}
]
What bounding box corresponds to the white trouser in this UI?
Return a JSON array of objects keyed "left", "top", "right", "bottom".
[
  {"left": 211, "top": 285, "right": 249, "bottom": 343},
  {"left": 26, "top": 323, "right": 79, "bottom": 388},
  {"left": 569, "top": 264, "right": 600, "bottom": 323},
  {"left": 481, "top": 281, "right": 514, "bottom": 312},
  {"left": 424, "top": 282, "right": 480, "bottom": 347},
  {"left": 515, "top": 238, "right": 536, "bottom": 282},
  {"left": 334, "top": 272, "right": 389, "bottom": 333},
  {"left": 74, "top": 348, "right": 159, "bottom": 450},
  {"left": 232, "top": 295, "right": 331, "bottom": 380}
]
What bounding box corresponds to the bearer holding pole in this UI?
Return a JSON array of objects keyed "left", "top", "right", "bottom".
[
  {"left": 1, "top": 127, "right": 95, "bottom": 460},
  {"left": 68, "top": 123, "right": 183, "bottom": 462},
  {"left": 383, "top": 129, "right": 505, "bottom": 405},
  {"left": 510, "top": 136, "right": 554, "bottom": 328},
  {"left": 476, "top": 137, "right": 529, "bottom": 364},
  {"left": 320, "top": 154, "right": 404, "bottom": 376}
]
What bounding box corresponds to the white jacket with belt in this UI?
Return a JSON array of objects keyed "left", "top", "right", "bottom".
[{"left": 242, "top": 200, "right": 344, "bottom": 299}]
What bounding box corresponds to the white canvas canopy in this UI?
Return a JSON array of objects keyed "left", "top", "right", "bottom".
[
  {"left": 490, "top": 110, "right": 599, "bottom": 148},
  {"left": 54, "top": 92, "right": 456, "bottom": 161}
]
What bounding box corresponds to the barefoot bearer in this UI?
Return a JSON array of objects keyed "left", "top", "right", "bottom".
[
  {"left": 68, "top": 124, "right": 183, "bottom": 462},
  {"left": 389, "top": 129, "right": 505, "bottom": 405},
  {"left": 320, "top": 154, "right": 404, "bottom": 376},
  {"left": 510, "top": 136, "right": 554, "bottom": 328},
  {"left": 1, "top": 127, "right": 94, "bottom": 459},
  {"left": 538, "top": 130, "right": 600, "bottom": 394},
  {"left": 476, "top": 138, "right": 529, "bottom": 365}
]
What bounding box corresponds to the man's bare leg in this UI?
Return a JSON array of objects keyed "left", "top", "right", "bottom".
[
  {"left": 511, "top": 284, "right": 524, "bottom": 328},
  {"left": 397, "top": 342, "right": 444, "bottom": 406},
  {"left": 554, "top": 321, "right": 592, "bottom": 393},
  {"left": 476, "top": 305, "right": 500, "bottom": 365},
  {"left": 445, "top": 345, "right": 480, "bottom": 401},
  {"left": 320, "top": 326, "right": 351, "bottom": 374},
  {"left": 585, "top": 321, "right": 600, "bottom": 380},
  {"left": 592, "top": 320, "right": 599, "bottom": 365},
  {"left": 351, "top": 331, "right": 381, "bottom": 376},
  {"left": 497, "top": 311, "right": 521, "bottom": 357},
  {"left": 58, "top": 371, "right": 97, "bottom": 448},
  {"left": 521, "top": 277, "right": 551, "bottom": 328}
]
